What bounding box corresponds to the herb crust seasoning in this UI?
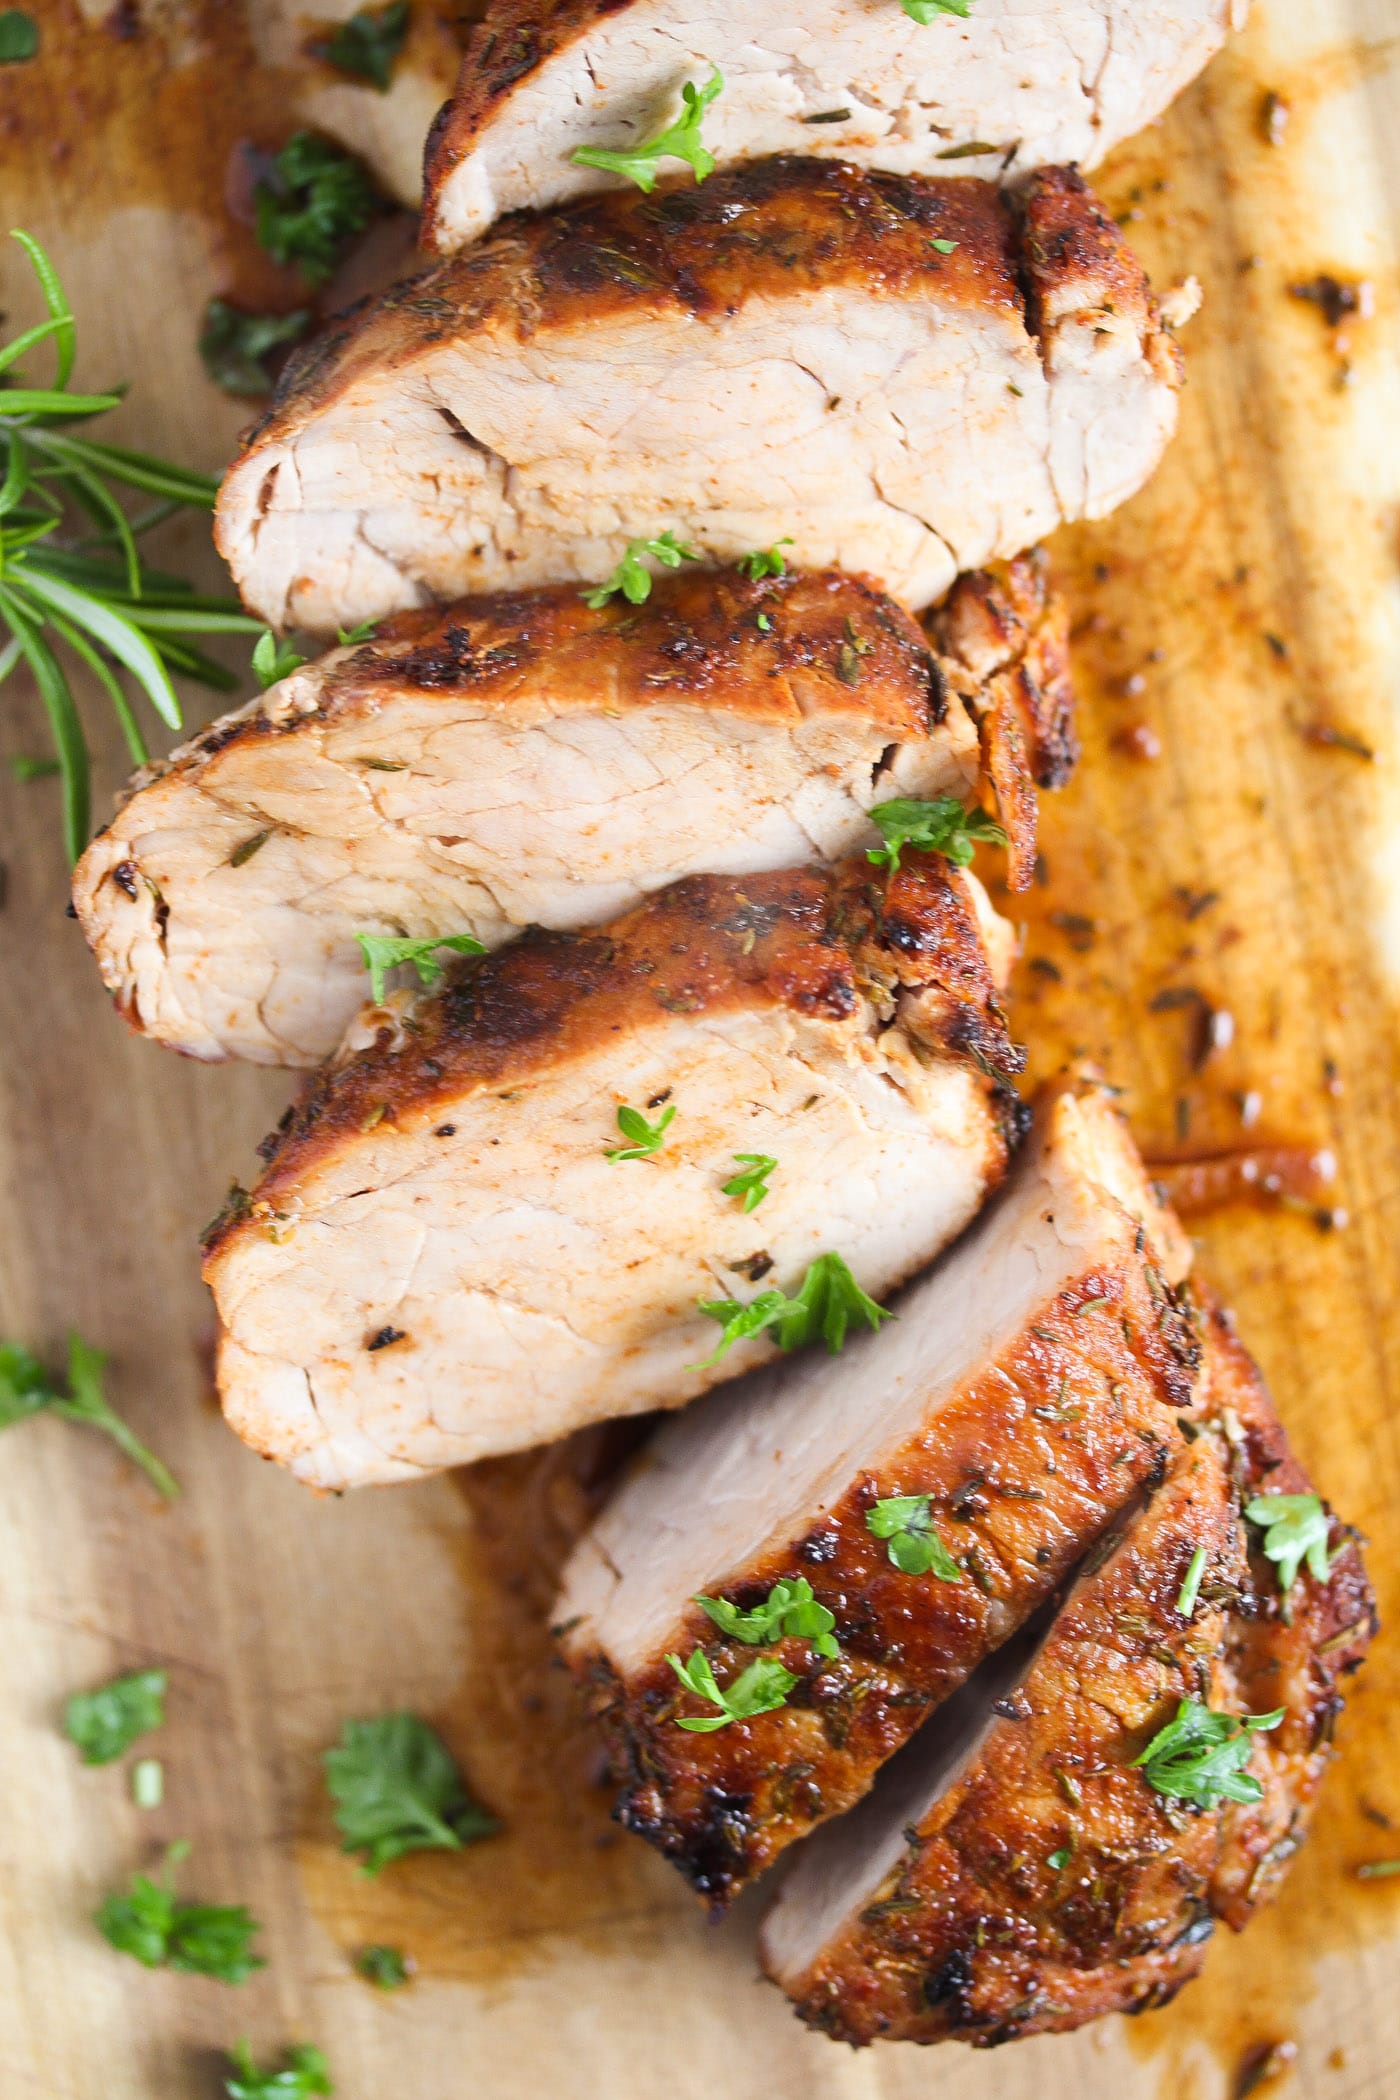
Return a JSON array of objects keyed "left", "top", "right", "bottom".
[
  {"left": 202, "top": 854, "right": 1024, "bottom": 1489},
  {"left": 215, "top": 157, "right": 1185, "bottom": 636},
  {"left": 555, "top": 1084, "right": 1205, "bottom": 1906}
]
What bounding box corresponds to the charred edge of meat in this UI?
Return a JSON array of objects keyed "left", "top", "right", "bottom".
[{"left": 1017, "top": 163, "right": 1183, "bottom": 386}]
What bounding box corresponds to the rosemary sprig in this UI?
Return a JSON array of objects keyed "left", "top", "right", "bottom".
[{"left": 0, "top": 231, "right": 262, "bottom": 859}]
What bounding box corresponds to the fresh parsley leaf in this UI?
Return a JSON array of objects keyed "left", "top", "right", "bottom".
[
  {"left": 337, "top": 620, "right": 379, "bottom": 646},
  {"left": 737, "top": 540, "right": 794, "bottom": 582},
  {"left": 255, "top": 132, "right": 381, "bottom": 286},
  {"left": 65, "top": 1668, "right": 166, "bottom": 1765},
  {"left": 0, "top": 1335, "right": 178, "bottom": 1498},
  {"left": 695, "top": 1576, "right": 839, "bottom": 1659},
  {"left": 317, "top": 0, "right": 409, "bottom": 92},
  {"left": 355, "top": 931, "right": 486, "bottom": 1002},
  {"left": 867, "top": 796, "right": 1008, "bottom": 873},
  {"left": 930, "top": 237, "right": 959, "bottom": 254},
  {"left": 96, "top": 1843, "right": 264, "bottom": 1982},
  {"left": 10, "top": 753, "right": 59, "bottom": 780},
  {"left": 582, "top": 531, "right": 700, "bottom": 608},
  {"left": 866, "top": 1494, "right": 962, "bottom": 1580},
  {"left": 1175, "top": 1544, "right": 1208, "bottom": 1618},
  {"left": 1244, "top": 1493, "right": 1332, "bottom": 1594},
  {"left": 199, "top": 300, "right": 309, "bottom": 399},
  {"left": 721, "top": 1152, "right": 776, "bottom": 1212},
  {"left": 572, "top": 69, "right": 723, "bottom": 192},
  {"left": 324, "top": 1712, "right": 498, "bottom": 1874},
  {"left": 664, "top": 1649, "right": 797, "bottom": 1732},
  {"left": 354, "top": 1942, "right": 412, "bottom": 1990},
  {"left": 0, "top": 11, "right": 38, "bottom": 62},
  {"left": 225, "top": 2040, "right": 332, "bottom": 2099},
  {"left": 252, "top": 629, "right": 307, "bottom": 689},
  {"left": 694, "top": 1252, "right": 890, "bottom": 1369},
  {"left": 1046, "top": 1846, "right": 1072, "bottom": 1870},
  {"left": 901, "top": 0, "right": 972, "bottom": 21},
  {"left": 1132, "top": 1698, "right": 1285, "bottom": 1810},
  {"left": 605, "top": 1101, "right": 676, "bottom": 1162}
]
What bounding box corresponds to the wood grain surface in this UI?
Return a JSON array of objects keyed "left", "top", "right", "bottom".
[{"left": 2, "top": 4, "right": 1398, "bottom": 2097}]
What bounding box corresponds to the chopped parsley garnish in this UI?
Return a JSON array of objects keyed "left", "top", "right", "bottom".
[
  {"left": 737, "top": 540, "right": 794, "bottom": 581},
  {"left": 582, "top": 531, "right": 700, "bottom": 608},
  {"left": 96, "top": 1842, "right": 264, "bottom": 1982},
  {"left": 355, "top": 931, "right": 486, "bottom": 1002},
  {"left": 255, "top": 132, "right": 381, "bottom": 286},
  {"left": 0, "top": 1334, "right": 178, "bottom": 1498},
  {"left": 572, "top": 69, "right": 724, "bottom": 192},
  {"left": 694, "top": 1576, "right": 838, "bottom": 1658},
  {"left": 324, "top": 1712, "right": 499, "bottom": 1875},
  {"left": 224, "top": 2041, "right": 333, "bottom": 2099},
  {"left": 1244, "top": 1493, "right": 1331, "bottom": 1594},
  {"left": 132, "top": 1758, "right": 164, "bottom": 1809},
  {"left": 605, "top": 1101, "right": 677, "bottom": 1162},
  {"left": 354, "top": 1942, "right": 413, "bottom": 1989},
  {"left": 252, "top": 629, "right": 308, "bottom": 689},
  {"left": 721, "top": 1152, "right": 777, "bottom": 1211},
  {"left": 693, "top": 1251, "right": 890, "bottom": 1368},
  {"left": 0, "top": 11, "right": 38, "bottom": 62},
  {"left": 1046, "top": 1846, "right": 1072, "bottom": 1871},
  {"left": 902, "top": 1, "right": 973, "bottom": 22},
  {"left": 11, "top": 753, "right": 58, "bottom": 780},
  {"left": 930, "top": 237, "right": 959, "bottom": 254},
  {"left": 867, "top": 796, "right": 1008, "bottom": 873},
  {"left": 199, "top": 300, "right": 309, "bottom": 398},
  {"left": 665, "top": 1649, "right": 797, "bottom": 1733},
  {"left": 1357, "top": 1860, "right": 1400, "bottom": 1880},
  {"left": 315, "top": 0, "right": 409, "bottom": 91},
  {"left": 1131, "top": 1698, "right": 1284, "bottom": 1810},
  {"left": 337, "top": 620, "right": 379, "bottom": 646},
  {"left": 65, "top": 1668, "right": 167, "bottom": 1765},
  {"left": 1175, "top": 1544, "right": 1208, "bottom": 1618},
  {"left": 866, "top": 1494, "right": 962, "bottom": 1579}
]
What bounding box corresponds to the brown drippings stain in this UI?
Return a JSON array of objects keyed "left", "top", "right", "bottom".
[{"left": 1147, "top": 1145, "right": 1338, "bottom": 1222}]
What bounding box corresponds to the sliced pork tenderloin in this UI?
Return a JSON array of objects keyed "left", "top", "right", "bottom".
[
  {"left": 202, "top": 855, "right": 1024, "bottom": 1490},
  {"left": 422, "top": 0, "right": 1242, "bottom": 253},
  {"left": 73, "top": 562, "right": 1062, "bottom": 1068},
  {"left": 216, "top": 160, "right": 1184, "bottom": 637},
  {"left": 759, "top": 1313, "right": 1374, "bottom": 2045},
  {"left": 554, "top": 1083, "right": 1199, "bottom": 1905}
]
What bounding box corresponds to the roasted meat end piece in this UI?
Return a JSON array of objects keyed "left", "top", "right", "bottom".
[
  {"left": 422, "top": 0, "right": 1239, "bottom": 252},
  {"left": 555, "top": 1083, "right": 1199, "bottom": 1906},
  {"left": 217, "top": 159, "right": 1184, "bottom": 636},
  {"left": 760, "top": 1316, "right": 1374, "bottom": 2046},
  {"left": 72, "top": 564, "right": 1064, "bottom": 1067},
  {"left": 202, "top": 855, "right": 1023, "bottom": 1490}
]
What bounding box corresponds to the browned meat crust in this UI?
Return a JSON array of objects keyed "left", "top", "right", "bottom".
[{"left": 201, "top": 853, "right": 1023, "bottom": 1260}]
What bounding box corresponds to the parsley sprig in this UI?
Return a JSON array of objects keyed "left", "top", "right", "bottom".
[
  {"left": 96, "top": 1842, "right": 264, "bottom": 1983},
  {"left": 866, "top": 1494, "right": 962, "bottom": 1580},
  {"left": 867, "top": 796, "right": 1008, "bottom": 874},
  {"left": 901, "top": 0, "right": 973, "bottom": 21},
  {"left": 65, "top": 1667, "right": 167, "bottom": 1765},
  {"left": 737, "top": 540, "right": 793, "bottom": 582},
  {"left": 695, "top": 1576, "right": 838, "bottom": 1658},
  {"left": 582, "top": 531, "right": 699, "bottom": 608},
  {"left": 694, "top": 1251, "right": 890, "bottom": 1368},
  {"left": 354, "top": 1942, "right": 412, "bottom": 1990},
  {"left": 225, "top": 2041, "right": 333, "bottom": 2099},
  {"left": 0, "top": 1333, "right": 178, "bottom": 1498},
  {"left": 1244, "top": 1493, "right": 1332, "bottom": 1594},
  {"left": 315, "top": 0, "right": 409, "bottom": 92},
  {"left": 605, "top": 1101, "right": 676, "bottom": 1162},
  {"left": 665, "top": 1649, "right": 797, "bottom": 1733},
  {"left": 1132, "top": 1698, "right": 1285, "bottom": 1810},
  {"left": 721, "top": 1152, "right": 776, "bottom": 1211},
  {"left": 0, "top": 233, "right": 262, "bottom": 859},
  {"left": 355, "top": 931, "right": 486, "bottom": 1003},
  {"left": 324, "top": 1713, "right": 499, "bottom": 1875},
  {"left": 572, "top": 70, "right": 724, "bottom": 192},
  {"left": 254, "top": 133, "right": 381, "bottom": 285}
]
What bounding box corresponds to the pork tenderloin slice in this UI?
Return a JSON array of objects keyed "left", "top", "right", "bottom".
[
  {"left": 422, "top": 0, "right": 1241, "bottom": 253},
  {"left": 760, "top": 1313, "right": 1375, "bottom": 2046},
  {"left": 554, "top": 1082, "right": 1198, "bottom": 1904},
  {"left": 202, "top": 856, "right": 1024, "bottom": 1490},
  {"left": 72, "top": 562, "right": 1064, "bottom": 1068},
  {"left": 216, "top": 161, "right": 1183, "bottom": 637}
]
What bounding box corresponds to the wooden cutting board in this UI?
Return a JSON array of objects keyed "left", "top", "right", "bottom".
[{"left": 2, "top": 4, "right": 1398, "bottom": 2096}]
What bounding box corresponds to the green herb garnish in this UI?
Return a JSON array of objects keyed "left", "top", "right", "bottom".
[
  {"left": 582, "top": 531, "right": 700, "bottom": 608},
  {"left": 605, "top": 1101, "right": 677, "bottom": 1162},
  {"left": 694, "top": 1252, "right": 889, "bottom": 1368},
  {"left": 10, "top": 752, "right": 57, "bottom": 779},
  {"left": 1046, "top": 1846, "right": 1072, "bottom": 1870},
  {"left": 355, "top": 931, "right": 486, "bottom": 1002},
  {"left": 255, "top": 132, "right": 380, "bottom": 285},
  {"left": 737, "top": 540, "right": 794, "bottom": 582},
  {"left": 0, "top": 1334, "right": 178, "bottom": 1498},
  {"left": 199, "top": 301, "right": 309, "bottom": 399},
  {"left": 316, "top": 0, "right": 409, "bottom": 91},
  {"left": 867, "top": 796, "right": 1008, "bottom": 874},
  {"left": 354, "top": 1942, "right": 413, "bottom": 1990},
  {"left": 132, "top": 1758, "right": 164, "bottom": 1809},
  {"left": 572, "top": 69, "right": 723, "bottom": 192},
  {"left": 337, "top": 620, "right": 378, "bottom": 646},
  {"left": 695, "top": 1576, "right": 838, "bottom": 1659},
  {"left": 1244, "top": 1493, "right": 1332, "bottom": 1595},
  {"left": 721, "top": 1152, "right": 776, "bottom": 1211},
  {"left": 0, "top": 11, "right": 38, "bottom": 62},
  {"left": 664, "top": 1649, "right": 797, "bottom": 1733},
  {"left": 225, "top": 2041, "right": 333, "bottom": 2099},
  {"left": 65, "top": 1667, "right": 167, "bottom": 1765},
  {"left": 902, "top": 1, "right": 974, "bottom": 23},
  {"left": 252, "top": 629, "right": 308, "bottom": 689},
  {"left": 324, "top": 1713, "right": 498, "bottom": 1875},
  {"left": 866, "top": 1494, "right": 963, "bottom": 1579},
  {"left": 96, "top": 1842, "right": 263, "bottom": 1982},
  {"left": 1175, "top": 1544, "right": 1208, "bottom": 1618},
  {"left": 1132, "top": 1698, "right": 1285, "bottom": 1810},
  {"left": 930, "top": 237, "right": 959, "bottom": 254},
  {"left": 1357, "top": 1860, "right": 1400, "bottom": 1880}
]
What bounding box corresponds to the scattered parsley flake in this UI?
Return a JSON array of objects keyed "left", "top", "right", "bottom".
[
  {"left": 354, "top": 1942, "right": 413, "bottom": 1989},
  {"left": 0, "top": 1334, "right": 178, "bottom": 1498},
  {"left": 930, "top": 237, "right": 959, "bottom": 253},
  {"left": 721, "top": 1152, "right": 776, "bottom": 1211},
  {"left": 355, "top": 931, "right": 486, "bottom": 1002},
  {"left": 224, "top": 2040, "right": 333, "bottom": 2099},
  {"left": 693, "top": 1251, "right": 890, "bottom": 1368},
  {"left": 65, "top": 1668, "right": 167, "bottom": 1765},
  {"left": 255, "top": 131, "right": 381, "bottom": 286},
  {"left": 867, "top": 796, "right": 1008, "bottom": 873},
  {"left": 1244, "top": 1493, "right": 1331, "bottom": 1595},
  {"left": 1175, "top": 1544, "right": 1208, "bottom": 1618},
  {"left": 664, "top": 1648, "right": 797, "bottom": 1732},
  {"left": 737, "top": 539, "right": 794, "bottom": 581},
  {"left": 132, "top": 1758, "right": 165, "bottom": 1810},
  {"left": 1132, "top": 1698, "right": 1284, "bottom": 1810},
  {"left": 582, "top": 531, "right": 700, "bottom": 608},
  {"left": 0, "top": 11, "right": 38, "bottom": 62},
  {"left": 199, "top": 301, "right": 309, "bottom": 398},
  {"left": 96, "top": 1842, "right": 264, "bottom": 1982},
  {"left": 252, "top": 629, "right": 307, "bottom": 689},
  {"left": 10, "top": 753, "right": 59, "bottom": 780},
  {"left": 316, "top": 1, "right": 409, "bottom": 92},
  {"left": 324, "top": 1713, "right": 498, "bottom": 1875},
  {"left": 902, "top": 0, "right": 972, "bottom": 19},
  {"left": 337, "top": 620, "right": 378, "bottom": 646},
  {"left": 866, "top": 1494, "right": 962, "bottom": 1580},
  {"left": 605, "top": 1101, "right": 677, "bottom": 1162},
  {"left": 572, "top": 69, "right": 723, "bottom": 192},
  {"left": 694, "top": 1576, "right": 838, "bottom": 1659},
  {"left": 1047, "top": 1846, "right": 1072, "bottom": 1871},
  {"left": 1357, "top": 1859, "right": 1400, "bottom": 1881}
]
